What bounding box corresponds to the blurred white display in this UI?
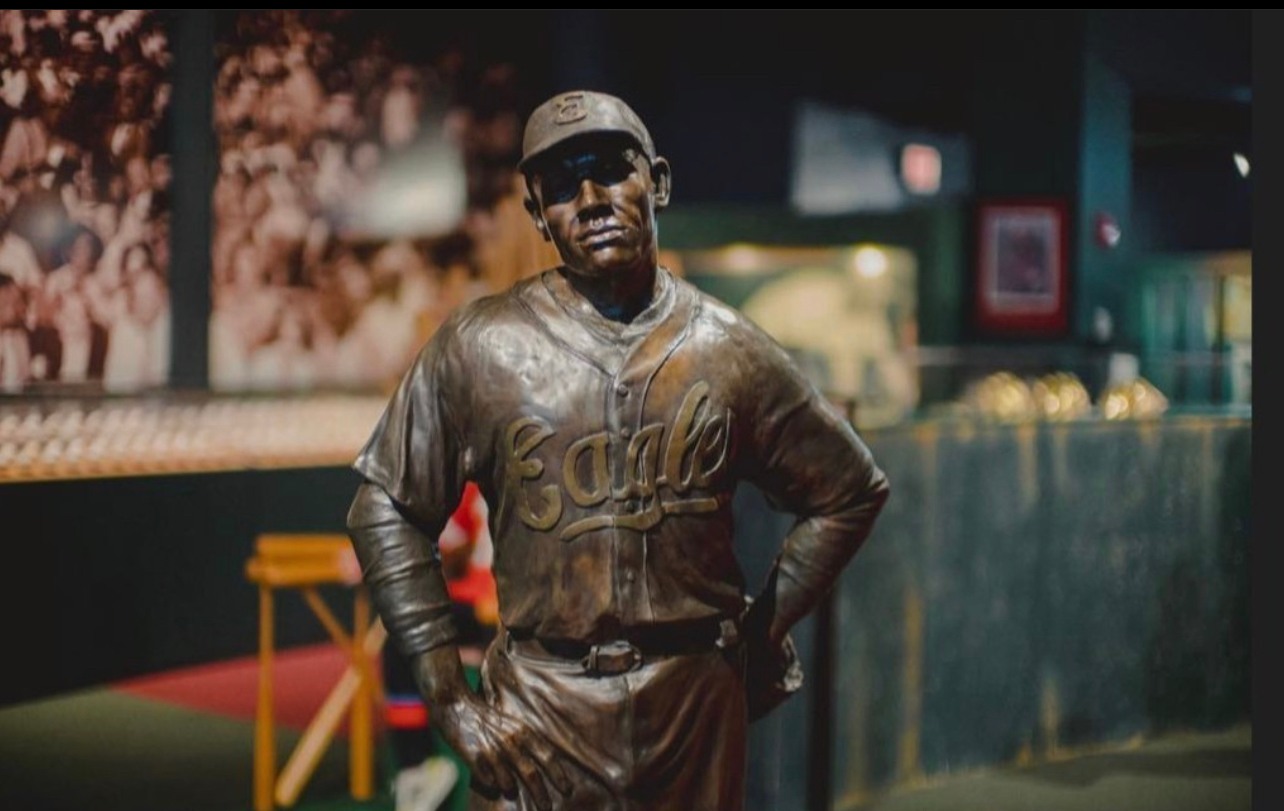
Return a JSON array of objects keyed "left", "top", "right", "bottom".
[
  {"left": 684, "top": 244, "right": 919, "bottom": 429},
  {"left": 210, "top": 11, "right": 556, "bottom": 394},
  {"left": 0, "top": 393, "right": 387, "bottom": 481},
  {"left": 789, "top": 99, "right": 971, "bottom": 215}
]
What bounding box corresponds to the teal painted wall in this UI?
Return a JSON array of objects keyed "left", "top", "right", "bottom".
[
  {"left": 830, "top": 416, "right": 1250, "bottom": 805},
  {"left": 1075, "top": 51, "right": 1134, "bottom": 345},
  {"left": 968, "top": 12, "right": 1144, "bottom": 349}
]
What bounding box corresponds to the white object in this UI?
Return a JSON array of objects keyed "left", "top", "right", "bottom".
[{"left": 395, "top": 756, "right": 459, "bottom": 811}]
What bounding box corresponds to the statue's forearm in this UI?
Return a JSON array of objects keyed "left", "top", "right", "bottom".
[
  {"left": 346, "top": 481, "right": 460, "bottom": 657},
  {"left": 754, "top": 471, "right": 890, "bottom": 646}
]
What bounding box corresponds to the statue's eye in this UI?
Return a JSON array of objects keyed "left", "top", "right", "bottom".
[
  {"left": 541, "top": 152, "right": 637, "bottom": 205},
  {"left": 591, "top": 155, "right": 634, "bottom": 186}
]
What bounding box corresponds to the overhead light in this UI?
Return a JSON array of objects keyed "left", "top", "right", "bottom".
[
  {"left": 720, "top": 244, "right": 761, "bottom": 273},
  {"left": 853, "top": 246, "right": 888, "bottom": 279},
  {"left": 1233, "top": 152, "right": 1250, "bottom": 178}
]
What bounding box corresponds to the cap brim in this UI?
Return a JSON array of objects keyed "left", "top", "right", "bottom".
[{"left": 518, "top": 127, "right": 648, "bottom": 173}]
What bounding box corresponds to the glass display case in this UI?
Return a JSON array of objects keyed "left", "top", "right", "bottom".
[{"left": 1132, "top": 251, "right": 1250, "bottom": 408}]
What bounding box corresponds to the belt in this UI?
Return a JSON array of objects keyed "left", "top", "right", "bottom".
[{"left": 505, "top": 616, "right": 741, "bottom": 676}]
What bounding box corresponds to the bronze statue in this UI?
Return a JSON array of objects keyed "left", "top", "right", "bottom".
[{"left": 347, "top": 90, "right": 890, "bottom": 810}]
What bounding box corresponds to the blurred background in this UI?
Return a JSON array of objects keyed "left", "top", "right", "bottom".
[{"left": 0, "top": 10, "right": 1253, "bottom": 811}]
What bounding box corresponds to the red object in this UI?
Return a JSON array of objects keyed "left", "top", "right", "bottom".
[
  {"left": 114, "top": 643, "right": 351, "bottom": 732},
  {"left": 442, "top": 483, "right": 497, "bottom": 611},
  {"left": 385, "top": 700, "right": 430, "bottom": 730},
  {"left": 1095, "top": 211, "right": 1121, "bottom": 248},
  {"left": 447, "top": 563, "right": 497, "bottom": 605},
  {"left": 974, "top": 198, "right": 1070, "bottom": 335},
  {"left": 901, "top": 143, "right": 942, "bottom": 195},
  {"left": 450, "top": 482, "right": 485, "bottom": 539}
]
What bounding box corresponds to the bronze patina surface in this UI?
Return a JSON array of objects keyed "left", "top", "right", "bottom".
[{"left": 348, "top": 90, "right": 889, "bottom": 810}]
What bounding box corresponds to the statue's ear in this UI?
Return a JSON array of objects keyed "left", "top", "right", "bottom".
[
  {"left": 650, "top": 157, "right": 672, "bottom": 211},
  {"left": 523, "top": 195, "right": 551, "bottom": 241}
]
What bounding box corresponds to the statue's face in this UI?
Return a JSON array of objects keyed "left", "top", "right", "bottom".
[{"left": 529, "top": 134, "right": 669, "bottom": 282}]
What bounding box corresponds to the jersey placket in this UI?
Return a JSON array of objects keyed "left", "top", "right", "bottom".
[
  {"left": 606, "top": 293, "right": 699, "bottom": 629},
  {"left": 607, "top": 366, "right": 645, "bottom": 627}
]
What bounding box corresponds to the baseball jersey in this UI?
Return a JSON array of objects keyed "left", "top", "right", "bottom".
[{"left": 353, "top": 266, "right": 888, "bottom": 653}]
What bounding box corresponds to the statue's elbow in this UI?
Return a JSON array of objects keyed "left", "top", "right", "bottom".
[{"left": 347, "top": 481, "right": 392, "bottom": 535}]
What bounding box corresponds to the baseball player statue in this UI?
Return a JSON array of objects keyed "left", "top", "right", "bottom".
[{"left": 347, "top": 89, "right": 890, "bottom": 810}]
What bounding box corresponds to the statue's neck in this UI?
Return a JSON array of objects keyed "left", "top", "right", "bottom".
[{"left": 562, "top": 264, "right": 660, "bottom": 324}]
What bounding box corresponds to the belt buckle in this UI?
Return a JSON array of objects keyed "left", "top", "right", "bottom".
[{"left": 584, "top": 640, "right": 642, "bottom": 675}]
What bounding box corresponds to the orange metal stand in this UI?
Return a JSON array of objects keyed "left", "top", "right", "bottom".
[{"left": 245, "top": 534, "right": 387, "bottom": 810}]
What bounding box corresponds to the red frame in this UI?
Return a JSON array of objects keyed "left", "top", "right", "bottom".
[{"left": 974, "top": 198, "right": 1070, "bottom": 335}]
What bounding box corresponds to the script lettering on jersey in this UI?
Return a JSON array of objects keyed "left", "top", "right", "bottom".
[{"left": 504, "top": 381, "right": 732, "bottom": 540}]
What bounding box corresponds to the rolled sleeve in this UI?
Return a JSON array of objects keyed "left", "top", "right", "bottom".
[{"left": 349, "top": 326, "right": 471, "bottom": 656}]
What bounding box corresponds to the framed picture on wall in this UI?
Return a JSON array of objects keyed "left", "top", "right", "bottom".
[{"left": 974, "top": 199, "right": 1069, "bottom": 335}]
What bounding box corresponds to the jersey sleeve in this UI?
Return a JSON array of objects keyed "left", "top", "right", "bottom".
[
  {"left": 348, "top": 324, "right": 473, "bottom": 657},
  {"left": 352, "top": 323, "right": 470, "bottom": 533},
  {"left": 737, "top": 322, "right": 890, "bottom": 632}
]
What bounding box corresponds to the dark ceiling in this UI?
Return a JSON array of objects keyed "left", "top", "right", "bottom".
[
  {"left": 323, "top": 10, "right": 1253, "bottom": 204},
  {"left": 557, "top": 10, "right": 1251, "bottom": 143},
  {"left": 341, "top": 10, "right": 1252, "bottom": 149}
]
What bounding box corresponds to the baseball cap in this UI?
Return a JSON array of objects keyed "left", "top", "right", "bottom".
[{"left": 519, "top": 90, "right": 655, "bottom": 174}]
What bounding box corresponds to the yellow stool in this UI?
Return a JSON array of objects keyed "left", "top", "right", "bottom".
[{"left": 245, "top": 534, "right": 387, "bottom": 810}]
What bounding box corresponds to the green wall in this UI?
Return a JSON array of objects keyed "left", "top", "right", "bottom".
[
  {"left": 2, "top": 467, "right": 364, "bottom": 706},
  {"left": 1075, "top": 52, "right": 1133, "bottom": 344},
  {"left": 831, "top": 415, "right": 1250, "bottom": 805}
]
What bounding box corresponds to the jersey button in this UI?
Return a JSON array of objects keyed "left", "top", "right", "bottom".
[
  {"left": 625, "top": 570, "right": 636, "bottom": 583},
  {"left": 621, "top": 427, "right": 632, "bottom": 438},
  {"left": 616, "top": 383, "right": 629, "bottom": 396}
]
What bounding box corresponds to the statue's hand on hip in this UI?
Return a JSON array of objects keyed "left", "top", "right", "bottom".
[{"left": 433, "top": 689, "right": 573, "bottom": 810}]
